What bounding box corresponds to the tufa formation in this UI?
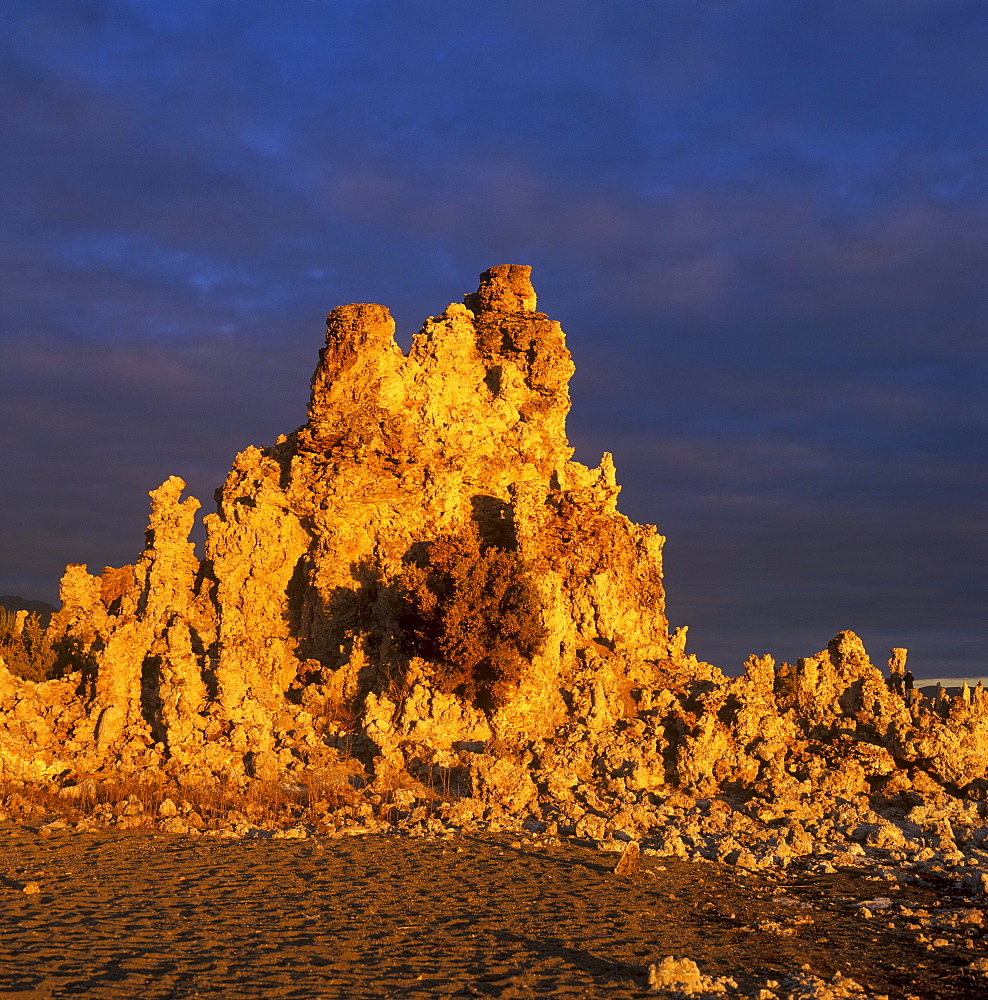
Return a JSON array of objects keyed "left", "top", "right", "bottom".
[{"left": 2, "top": 266, "right": 988, "bottom": 870}]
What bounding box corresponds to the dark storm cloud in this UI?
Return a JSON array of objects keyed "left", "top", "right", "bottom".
[{"left": 1, "top": 0, "right": 985, "bottom": 675}]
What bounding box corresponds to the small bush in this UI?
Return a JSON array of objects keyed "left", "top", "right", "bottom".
[
  {"left": 0, "top": 610, "right": 58, "bottom": 682},
  {"left": 396, "top": 523, "right": 546, "bottom": 708}
]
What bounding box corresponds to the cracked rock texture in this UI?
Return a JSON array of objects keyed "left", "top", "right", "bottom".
[{"left": 2, "top": 265, "right": 987, "bottom": 871}]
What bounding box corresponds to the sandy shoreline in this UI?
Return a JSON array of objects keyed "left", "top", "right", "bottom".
[{"left": 1, "top": 826, "right": 985, "bottom": 999}]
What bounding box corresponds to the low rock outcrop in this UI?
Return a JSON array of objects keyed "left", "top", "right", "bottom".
[{"left": 1, "top": 266, "right": 986, "bottom": 877}]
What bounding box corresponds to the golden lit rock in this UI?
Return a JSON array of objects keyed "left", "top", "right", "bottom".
[{"left": 0, "top": 266, "right": 985, "bottom": 868}]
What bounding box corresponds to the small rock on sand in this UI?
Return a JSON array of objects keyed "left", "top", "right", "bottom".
[{"left": 614, "top": 840, "right": 640, "bottom": 877}]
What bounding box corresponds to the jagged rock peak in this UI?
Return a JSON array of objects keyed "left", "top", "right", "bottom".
[
  {"left": 303, "top": 265, "right": 575, "bottom": 479},
  {"left": 464, "top": 264, "right": 538, "bottom": 314},
  {"left": 15, "top": 265, "right": 676, "bottom": 782},
  {"left": 9, "top": 262, "right": 988, "bottom": 876}
]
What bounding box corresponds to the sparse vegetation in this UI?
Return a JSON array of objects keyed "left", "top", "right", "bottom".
[
  {"left": 0, "top": 765, "right": 467, "bottom": 835},
  {"left": 0, "top": 773, "right": 356, "bottom": 831},
  {"left": 0, "top": 609, "right": 58, "bottom": 682},
  {"left": 0, "top": 608, "right": 89, "bottom": 682},
  {"left": 396, "top": 523, "right": 546, "bottom": 708}
]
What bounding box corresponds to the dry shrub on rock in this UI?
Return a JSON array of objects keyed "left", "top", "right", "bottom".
[
  {"left": 396, "top": 523, "right": 546, "bottom": 708},
  {"left": 0, "top": 610, "right": 57, "bottom": 682}
]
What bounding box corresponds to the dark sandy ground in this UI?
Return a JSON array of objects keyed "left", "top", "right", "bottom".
[{"left": 1, "top": 826, "right": 985, "bottom": 999}]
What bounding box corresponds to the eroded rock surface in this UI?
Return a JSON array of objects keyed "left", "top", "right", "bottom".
[{"left": 1, "top": 266, "right": 987, "bottom": 889}]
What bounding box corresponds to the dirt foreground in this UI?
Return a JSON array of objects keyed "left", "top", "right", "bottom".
[{"left": 1, "top": 826, "right": 986, "bottom": 1000}]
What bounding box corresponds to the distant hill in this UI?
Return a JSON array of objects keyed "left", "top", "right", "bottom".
[{"left": 0, "top": 595, "right": 58, "bottom": 624}]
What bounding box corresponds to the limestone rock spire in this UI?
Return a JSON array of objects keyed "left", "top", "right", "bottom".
[{"left": 464, "top": 264, "right": 538, "bottom": 314}]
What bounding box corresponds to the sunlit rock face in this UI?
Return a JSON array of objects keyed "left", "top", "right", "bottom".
[
  {"left": 2, "top": 265, "right": 987, "bottom": 864},
  {"left": 203, "top": 262, "right": 671, "bottom": 749},
  {"left": 15, "top": 266, "right": 674, "bottom": 779}
]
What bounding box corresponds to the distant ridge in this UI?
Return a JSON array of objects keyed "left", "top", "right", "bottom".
[{"left": 0, "top": 595, "right": 58, "bottom": 621}]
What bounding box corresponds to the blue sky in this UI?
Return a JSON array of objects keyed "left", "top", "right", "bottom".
[{"left": 2, "top": 0, "right": 986, "bottom": 675}]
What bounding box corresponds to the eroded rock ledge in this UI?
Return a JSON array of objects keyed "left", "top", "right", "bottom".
[{"left": 2, "top": 267, "right": 987, "bottom": 877}]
